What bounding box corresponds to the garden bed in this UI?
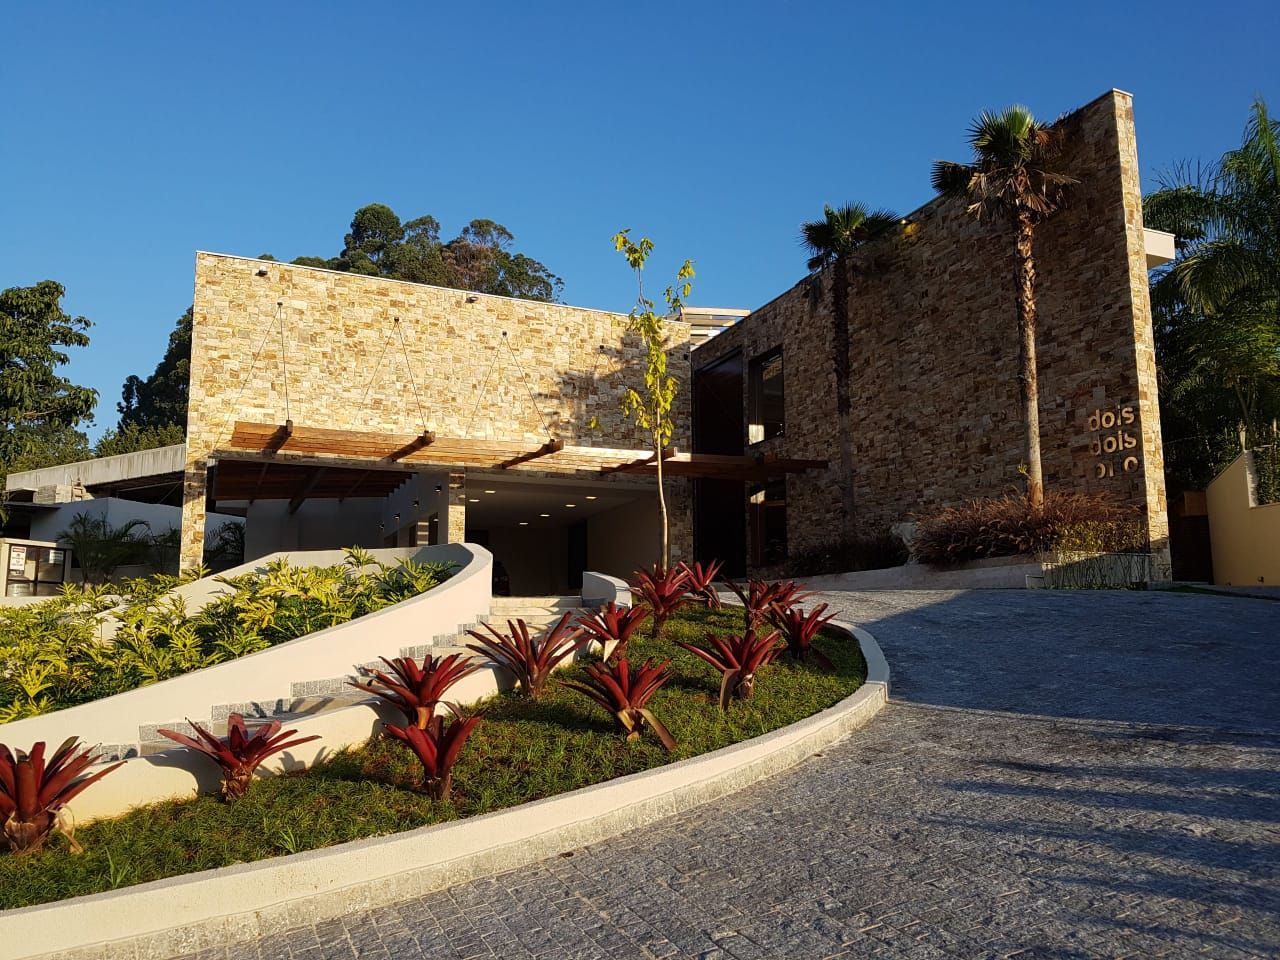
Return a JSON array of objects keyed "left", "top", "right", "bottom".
[{"left": 0, "top": 604, "right": 864, "bottom": 910}]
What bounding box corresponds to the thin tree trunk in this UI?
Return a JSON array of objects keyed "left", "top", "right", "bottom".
[
  {"left": 830, "top": 257, "right": 858, "bottom": 533},
  {"left": 656, "top": 437, "right": 669, "bottom": 569},
  {"left": 1016, "top": 216, "right": 1045, "bottom": 510}
]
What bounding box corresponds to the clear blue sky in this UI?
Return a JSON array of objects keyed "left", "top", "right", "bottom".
[{"left": 3, "top": 1, "right": 1277, "bottom": 439}]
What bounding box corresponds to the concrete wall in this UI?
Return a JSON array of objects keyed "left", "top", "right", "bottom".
[
  {"left": 1206, "top": 451, "right": 1280, "bottom": 587},
  {"left": 694, "top": 89, "right": 1169, "bottom": 575},
  {"left": 181, "top": 254, "right": 693, "bottom": 569},
  {"left": 587, "top": 497, "right": 660, "bottom": 580}
]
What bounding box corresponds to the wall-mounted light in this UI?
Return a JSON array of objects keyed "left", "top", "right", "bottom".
[
  {"left": 255, "top": 267, "right": 270, "bottom": 277},
  {"left": 412, "top": 499, "right": 420, "bottom": 509},
  {"left": 435, "top": 485, "right": 442, "bottom": 493},
  {"left": 466, "top": 294, "right": 479, "bottom": 303}
]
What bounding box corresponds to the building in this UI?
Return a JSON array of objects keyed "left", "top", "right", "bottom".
[{"left": 4, "top": 89, "right": 1176, "bottom": 589}]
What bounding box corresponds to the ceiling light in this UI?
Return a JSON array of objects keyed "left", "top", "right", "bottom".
[
  {"left": 468, "top": 498, "right": 479, "bottom": 503},
  {"left": 565, "top": 503, "right": 576, "bottom": 508},
  {"left": 540, "top": 513, "right": 550, "bottom": 518},
  {"left": 585, "top": 495, "right": 598, "bottom": 500},
  {"left": 519, "top": 521, "right": 529, "bottom": 526},
  {"left": 484, "top": 489, "right": 497, "bottom": 494}
]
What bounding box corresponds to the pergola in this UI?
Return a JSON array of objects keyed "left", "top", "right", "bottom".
[{"left": 213, "top": 420, "right": 826, "bottom": 510}]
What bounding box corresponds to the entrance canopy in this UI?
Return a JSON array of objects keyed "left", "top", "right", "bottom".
[{"left": 223, "top": 421, "right": 826, "bottom": 483}]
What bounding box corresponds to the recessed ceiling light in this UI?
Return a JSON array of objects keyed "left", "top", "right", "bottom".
[
  {"left": 484, "top": 489, "right": 496, "bottom": 494},
  {"left": 585, "top": 495, "right": 598, "bottom": 500},
  {"left": 519, "top": 521, "right": 529, "bottom": 526},
  {"left": 540, "top": 513, "right": 551, "bottom": 518},
  {"left": 565, "top": 503, "right": 576, "bottom": 508},
  {"left": 468, "top": 498, "right": 479, "bottom": 503}
]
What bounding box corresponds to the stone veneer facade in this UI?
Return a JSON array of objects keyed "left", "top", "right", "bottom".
[
  {"left": 693, "top": 90, "right": 1170, "bottom": 575},
  {"left": 181, "top": 254, "right": 692, "bottom": 570}
]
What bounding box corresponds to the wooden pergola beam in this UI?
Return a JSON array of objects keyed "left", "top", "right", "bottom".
[
  {"left": 386, "top": 431, "right": 435, "bottom": 462},
  {"left": 496, "top": 438, "right": 565, "bottom": 470},
  {"left": 288, "top": 467, "right": 327, "bottom": 515},
  {"left": 600, "top": 447, "right": 677, "bottom": 476},
  {"left": 338, "top": 469, "right": 373, "bottom": 503},
  {"left": 247, "top": 461, "right": 271, "bottom": 504},
  {"left": 264, "top": 420, "right": 293, "bottom": 454}
]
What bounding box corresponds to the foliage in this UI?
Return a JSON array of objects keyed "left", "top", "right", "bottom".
[
  {"left": 932, "top": 106, "right": 1077, "bottom": 508},
  {"left": 769, "top": 603, "right": 837, "bottom": 668},
  {"left": 677, "top": 559, "right": 723, "bottom": 609},
  {"left": 676, "top": 628, "right": 783, "bottom": 709},
  {"left": 799, "top": 202, "right": 898, "bottom": 272},
  {"left": 56, "top": 513, "right": 153, "bottom": 585},
  {"left": 573, "top": 601, "right": 650, "bottom": 663},
  {"left": 384, "top": 706, "right": 485, "bottom": 801},
  {"left": 0, "top": 281, "right": 97, "bottom": 501},
  {"left": 93, "top": 422, "right": 186, "bottom": 459},
  {"left": 0, "top": 604, "right": 864, "bottom": 908},
  {"left": 116, "top": 306, "right": 192, "bottom": 435},
  {"left": 348, "top": 653, "right": 481, "bottom": 729},
  {"left": 0, "top": 550, "right": 454, "bottom": 720},
  {"left": 1255, "top": 442, "right": 1280, "bottom": 505},
  {"left": 631, "top": 564, "right": 692, "bottom": 642},
  {"left": 158, "top": 715, "right": 319, "bottom": 802},
  {"left": 784, "top": 530, "right": 909, "bottom": 577},
  {"left": 911, "top": 493, "right": 1144, "bottom": 565},
  {"left": 466, "top": 613, "right": 587, "bottom": 700},
  {"left": 613, "top": 230, "right": 694, "bottom": 567},
  {"left": 725, "top": 578, "right": 812, "bottom": 631},
  {"left": 1144, "top": 99, "right": 1280, "bottom": 491},
  {"left": 560, "top": 657, "right": 676, "bottom": 751},
  {"left": 0, "top": 738, "right": 123, "bottom": 854}
]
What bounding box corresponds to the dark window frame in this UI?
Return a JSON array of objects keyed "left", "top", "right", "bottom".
[
  {"left": 749, "top": 477, "right": 787, "bottom": 567},
  {"left": 748, "top": 346, "right": 785, "bottom": 445}
]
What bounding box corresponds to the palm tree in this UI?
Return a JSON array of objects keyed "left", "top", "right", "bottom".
[
  {"left": 1144, "top": 99, "right": 1279, "bottom": 466},
  {"left": 799, "top": 203, "right": 897, "bottom": 529},
  {"left": 932, "top": 106, "right": 1077, "bottom": 509},
  {"left": 56, "top": 513, "right": 152, "bottom": 586}
]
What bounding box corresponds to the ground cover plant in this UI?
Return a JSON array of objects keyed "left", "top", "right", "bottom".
[
  {"left": 0, "top": 602, "right": 864, "bottom": 909},
  {"left": 0, "top": 550, "right": 455, "bottom": 721}
]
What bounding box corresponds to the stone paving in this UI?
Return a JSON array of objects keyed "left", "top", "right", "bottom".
[{"left": 180, "top": 589, "right": 1280, "bottom": 959}]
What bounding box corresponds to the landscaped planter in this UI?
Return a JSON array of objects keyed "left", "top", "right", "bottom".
[{"left": 1028, "top": 551, "right": 1155, "bottom": 589}]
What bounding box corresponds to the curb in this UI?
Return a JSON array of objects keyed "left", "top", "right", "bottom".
[{"left": 2, "top": 622, "right": 889, "bottom": 960}]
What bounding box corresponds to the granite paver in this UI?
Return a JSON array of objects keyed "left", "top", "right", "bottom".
[{"left": 177, "top": 589, "right": 1280, "bottom": 959}]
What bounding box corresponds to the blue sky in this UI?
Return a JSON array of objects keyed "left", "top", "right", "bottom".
[{"left": 3, "top": 1, "right": 1277, "bottom": 438}]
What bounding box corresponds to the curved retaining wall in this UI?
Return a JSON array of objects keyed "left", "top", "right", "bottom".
[
  {"left": 0, "top": 543, "right": 493, "bottom": 756},
  {"left": 1, "top": 622, "right": 889, "bottom": 960}
]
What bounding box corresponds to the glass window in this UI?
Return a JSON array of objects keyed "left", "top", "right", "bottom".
[
  {"left": 749, "top": 479, "right": 787, "bottom": 566},
  {"left": 748, "top": 347, "right": 784, "bottom": 444}
]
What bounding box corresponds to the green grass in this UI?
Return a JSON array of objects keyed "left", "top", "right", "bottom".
[{"left": 0, "top": 604, "right": 864, "bottom": 910}]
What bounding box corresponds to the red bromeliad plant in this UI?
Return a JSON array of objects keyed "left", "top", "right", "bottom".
[
  {"left": 726, "top": 578, "right": 813, "bottom": 630},
  {"left": 676, "top": 629, "right": 783, "bottom": 709},
  {"left": 678, "top": 559, "right": 723, "bottom": 610},
  {"left": 770, "top": 602, "right": 837, "bottom": 668},
  {"left": 384, "top": 705, "right": 484, "bottom": 801},
  {"left": 466, "top": 613, "right": 587, "bottom": 699},
  {"left": 349, "top": 652, "right": 481, "bottom": 728},
  {"left": 574, "top": 602, "right": 651, "bottom": 663},
  {"left": 561, "top": 657, "right": 677, "bottom": 751},
  {"left": 632, "top": 564, "right": 691, "bottom": 642},
  {"left": 0, "top": 738, "right": 124, "bottom": 854},
  {"left": 158, "top": 714, "right": 320, "bottom": 802}
]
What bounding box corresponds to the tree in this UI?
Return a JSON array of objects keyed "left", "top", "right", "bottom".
[
  {"left": 613, "top": 230, "right": 694, "bottom": 569},
  {"left": 94, "top": 421, "right": 187, "bottom": 458},
  {"left": 1144, "top": 99, "right": 1280, "bottom": 488},
  {"left": 799, "top": 202, "right": 898, "bottom": 528},
  {"left": 55, "top": 513, "right": 152, "bottom": 586},
  {"left": 932, "top": 106, "right": 1077, "bottom": 509},
  {"left": 0, "top": 282, "right": 97, "bottom": 496},
  {"left": 118, "top": 306, "right": 192, "bottom": 433}
]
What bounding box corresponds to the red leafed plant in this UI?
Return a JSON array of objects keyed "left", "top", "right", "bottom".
[
  {"left": 0, "top": 738, "right": 124, "bottom": 854},
  {"left": 158, "top": 714, "right": 320, "bottom": 802},
  {"left": 561, "top": 657, "right": 677, "bottom": 751},
  {"left": 632, "top": 564, "right": 692, "bottom": 642},
  {"left": 678, "top": 559, "right": 723, "bottom": 609},
  {"left": 770, "top": 602, "right": 837, "bottom": 668},
  {"left": 574, "top": 602, "right": 651, "bottom": 663},
  {"left": 726, "top": 578, "right": 813, "bottom": 630},
  {"left": 676, "top": 629, "right": 783, "bottom": 709},
  {"left": 384, "top": 705, "right": 484, "bottom": 801},
  {"left": 349, "top": 652, "right": 481, "bottom": 728},
  {"left": 466, "top": 613, "right": 587, "bottom": 699}
]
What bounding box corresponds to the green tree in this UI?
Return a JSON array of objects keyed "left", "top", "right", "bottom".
[
  {"left": 94, "top": 421, "right": 187, "bottom": 459},
  {"left": 1, "top": 282, "right": 97, "bottom": 495},
  {"left": 118, "top": 306, "right": 192, "bottom": 433},
  {"left": 932, "top": 106, "right": 1077, "bottom": 509},
  {"left": 799, "top": 202, "right": 898, "bottom": 527},
  {"left": 55, "top": 513, "right": 152, "bottom": 586},
  {"left": 1144, "top": 98, "right": 1280, "bottom": 488},
  {"left": 613, "top": 230, "right": 694, "bottom": 568}
]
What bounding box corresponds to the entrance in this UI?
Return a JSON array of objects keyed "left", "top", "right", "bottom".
[{"left": 693, "top": 350, "right": 747, "bottom": 577}]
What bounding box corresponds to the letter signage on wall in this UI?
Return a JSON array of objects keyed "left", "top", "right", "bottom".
[{"left": 1088, "top": 405, "right": 1141, "bottom": 479}]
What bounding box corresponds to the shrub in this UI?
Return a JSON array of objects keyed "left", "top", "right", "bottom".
[
  {"left": 676, "top": 629, "right": 783, "bottom": 709},
  {"left": 1254, "top": 444, "right": 1280, "bottom": 505},
  {"left": 561, "top": 657, "right": 676, "bottom": 751},
  {"left": 677, "top": 559, "right": 723, "bottom": 609},
  {"left": 725, "top": 579, "right": 812, "bottom": 631},
  {"left": 911, "top": 493, "right": 1143, "bottom": 566},
  {"left": 770, "top": 602, "right": 837, "bottom": 668},
  {"left": 157, "top": 714, "right": 320, "bottom": 802},
  {"left": 574, "top": 602, "right": 650, "bottom": 663},
  {"left": 384, "top": 706, "right": 484, "bottom": 801},
  {"left": 0, "top": 738, "right": 124, "bottom": 853},
  {"left": 349, "top": 653, "right": 482, "bottom": 729},
  {"left": 784, "top": 530, "right": 909, "bottom": 577},
  {"left": 466, "top": 614, "right": 587, "bottom": 699},
  {"left": 631, "top": 565, "right": 692, "bottom": 642}
]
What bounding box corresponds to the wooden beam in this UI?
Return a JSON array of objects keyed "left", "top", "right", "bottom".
[
  {"left": 264, "top": 420, "right": 293, "bottom": 454},
  {"left": 386, "top": 431, "right": 435, "bottom": 462},
  {"left": 338, "top": 469, "right": 372, "bottom": 503},
  {"left": 496, "top": 438, "right": 565, "bottom": 470},
  {"left": 247, "top": 461, "right": 271, "bottom": 504},
  {"left": 600, "top": 447, "right": 677, "bottom": 475},
  {"left": 288, "top": 467, "right": 327, "bottom": 515}
]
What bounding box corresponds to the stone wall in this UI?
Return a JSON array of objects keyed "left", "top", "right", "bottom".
[
  {"left": 181, "top": 254, "right": 691, "bottom": 568},
  {"left": 695, "top": 90, "right": 1169, "bottom": 574}
]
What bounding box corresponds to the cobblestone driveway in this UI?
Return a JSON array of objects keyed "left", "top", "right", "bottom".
[{"left": 184, "top": 590, "right": 1280, "bottom": 959}]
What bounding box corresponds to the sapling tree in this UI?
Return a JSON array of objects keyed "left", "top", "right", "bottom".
[{"left": 612, "top": 231, "right": 694, "bottom": 568}]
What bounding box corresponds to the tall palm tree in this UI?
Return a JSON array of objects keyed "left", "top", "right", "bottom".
[
  {"left": 799, "top": 203, "right": 897, "bottom": 530},
  {"left": 1144, "top": 99, "right": 1279, "bottom": 463},
  {"left": 932, "top": 106, "right": 1076, "bottom": 509}
]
